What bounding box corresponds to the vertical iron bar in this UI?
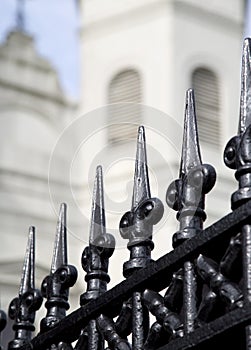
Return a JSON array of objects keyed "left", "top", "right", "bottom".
[
  {"left": 0, "top": 310, "right": 6, "bottom": 350},
  {"left": 88, "top": 320, "right": 102, "bottom": 350},
  {"left": 166, "top": 89, "right": 216, "bottom": 334},
  {"left": 120, "top": 126, "right": 164, "bottom": 349},
  {"left": 40, "top": 203, "right": 78, "bottom": 344},
  {"left": 183, "top": 261, "right": 197, "bottom": 333},
  {"left": 224, "top": 38, "right": 251, "bottom": 350},
  {"left": 243, "top": 224, "right": 251, "bottom": 349},
  {"left": 132, "top": 291, "right": 145, "bottom": 349},
  {"left": 8, "top": 227, "right": 42, "bottom": 350},
  {"left": 80, "top": 166, "right": 115, "bottom": 350}
]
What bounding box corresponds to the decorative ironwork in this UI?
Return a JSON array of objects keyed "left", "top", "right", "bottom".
[
  {"left": 1, "top": 36, "right": 251, "bottom": 350},
  {"left": 166, "top": 88, "right": 216, "bottom": 334},
  {"left": 79, "top": 165, "right": 118, "bottom": 350},
  {"left": 119, "top": 126, "right": 164, "bottom": 349},
  {"left": 0, "top": 310, "right": 7, "bottom": 350},
  {"left": 224, "top": 37, "right": 251, "bottom": 350},
  {"left": 8, "top": 227, "right": 42, "bottom": 350},
  {"left": 40, "top": 203, "right": 77, "bottom": 350}
]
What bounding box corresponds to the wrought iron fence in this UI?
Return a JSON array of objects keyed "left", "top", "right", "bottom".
[{"left": 1, "top": 38, "right": 251, "bottom": 350}]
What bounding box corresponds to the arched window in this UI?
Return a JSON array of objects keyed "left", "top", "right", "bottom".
[
  {"left": 108, "top": 69, "right": 142, "bottom": 144},
  {"left": 192, "top": 68, "right": 220, "bottom": 147}
]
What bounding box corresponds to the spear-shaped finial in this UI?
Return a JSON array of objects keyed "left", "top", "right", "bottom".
[
  {"left": 8, "top": 227, "right": 42, "bottom": 349},
  {"left": 166, "top": 89, "right": 216, "bottom": 241},
  {"left": 80, "top": 166, "right": 115, "bottom": 350},
  {"left": 224, "top": 38, "right": 251, "bottom": 173},
  {"left": 239, "top": 38, "right": 251, "bottom": 135},
  {"left": 51, "top": 203, "right": 67, "bottom": 274},
  {"left": 120, "top": 125, "right": 163, "bottom": 251},
  {"left": 131, "top": 126, "right": 151, "bottom": 210},
  {"left": 81, "top": 165, "right": 115, "bottom": 304},
  {"left": 40, "top": 204, "right": 77, "bottom": 333},
  {"left": 19, "top": 226, "right": 35, "bottom": 296},
  {"left": 119, "top": 126, "right": 164, "bottom": 349},
  {"left": 166, "top": 89, "right": 216, "bottom": 334},
  {"left": 89, "top": 165, "right": 106, "bottom": 245},
  {"left": 224, "top": 37, "right": 251, "bottom": 348},
  {"left": 180, "top": 89, "right": 202, "bottom": 178}
]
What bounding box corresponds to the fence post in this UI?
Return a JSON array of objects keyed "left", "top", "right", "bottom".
[
  {"left": 40, "top": 203, "right": 77, "bottom": 350},
  {"left": 119, "top": 126, "right": 164, "bottom": 349},
  {"left": 8, "top": 227, "right": 42, "bottom": 350},
  {"left": 166, "top": 88, "right": 216, "bottom": 333},
  {"left": 224, "top": 37, "right": 251, "bottom": 350}
]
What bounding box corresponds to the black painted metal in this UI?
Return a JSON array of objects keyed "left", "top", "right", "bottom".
[
  {"left": 0, "top": 310, "right": 7, "bottom": 350},
  {"left": 80, "top": 165, "right": 116, "bottom": 350},
  {"left": 224, "top": 37, "right": 251, "bottom": 350},
  {"left": 119, "top": 126, "right": 164, "bottom": 350},
  {"left": 8, "top": 227, "right": 42, "bottom": 350},
  {"left": 166, "top": 88, "right": 216, "bottom": 334},
  {"left": 40, "top": 203, "right": 77, "bottom": 350},
  {"left": 1, "top": 37, "right": 251, "bottom": 350}
]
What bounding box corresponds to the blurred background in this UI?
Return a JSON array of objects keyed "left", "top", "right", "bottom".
[{"left": 0, "top": 0, "right": 250, "bottom": 345}]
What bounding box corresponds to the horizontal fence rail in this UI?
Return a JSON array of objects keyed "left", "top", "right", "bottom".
[{"left": 18, "top": 200, "right": 251, "bottom": 350}]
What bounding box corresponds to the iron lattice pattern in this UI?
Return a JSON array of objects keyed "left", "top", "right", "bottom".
[{"left": 2, "top": 39, "right": 251, "bottom": 350}]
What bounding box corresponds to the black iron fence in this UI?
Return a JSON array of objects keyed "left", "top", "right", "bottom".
[{"left": 1, "top": 38, "right": 251, "bottom": 350}]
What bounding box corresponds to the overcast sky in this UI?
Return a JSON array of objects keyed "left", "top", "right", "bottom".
[
  {"left": 0, "top": 0, "right": 80, "bottom": 99},
  {"left": 1, "top": 1, "right": 251, "bottom": 100}
]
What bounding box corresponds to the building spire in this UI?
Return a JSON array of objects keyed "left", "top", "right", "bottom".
[{"left": 16, "top": 0, "right": 25, "bottom": 32}]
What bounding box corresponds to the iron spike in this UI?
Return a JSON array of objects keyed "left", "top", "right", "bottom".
[
  {"left": 51, "top": 203, "right": 67, "bottom": 274},
  {"left": 19, "top": 226, "right": 35, "bottom": 296},
  {"left": 180, "top": 88, "right": 202, "bottom": 179},
  {"left": 89, "top": 165, "right": 106, "bottom": 245},
  {"left": 239, "top": 38, "right": 251, "bottom": 135},
  {"left": 132, "top": 125, "right": 151, "bottom": 210}
]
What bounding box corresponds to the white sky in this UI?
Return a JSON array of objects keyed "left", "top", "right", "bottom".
[{"left": 245, "top": 0, "right": 251, "bottom": 37}]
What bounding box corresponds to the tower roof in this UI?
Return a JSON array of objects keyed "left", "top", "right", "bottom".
[{"left": 0, "top": 30, "right": 68, "bottom": 104}]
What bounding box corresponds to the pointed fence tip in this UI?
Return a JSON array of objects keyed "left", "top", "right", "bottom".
[
  {"left": 132, "top": 125, "right": 151, "bottom": 209},
  {"left": 138, "top": 125, "right": 145, "bottom": 141},
  {"left": 51, "top": 203, "right": 67, "bottom": 274},
  {"left": 180, "top": 88, "right": 202, "bottom": 177},
  {"left": 89, "top": 165, "right": 106, "bottom": 244},
  {"left": 29, "top": 226, "right": 36, "bottom": 240},
  {"left": 60, "top": 202, "right": 67, "bottom": 213},
  {"left": 244, "top": 37, "right": 251, "bottom": 48},
  {"left": 19, "top": 226, "right": 35, "bottom": 296},
  {"left": 96, "top": 164, "right": 102, "bottom": 177},
  {"left": 239, "top": 37, "right": 251, "bottom": 135}
]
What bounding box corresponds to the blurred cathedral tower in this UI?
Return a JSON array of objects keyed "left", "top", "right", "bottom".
[
  {"left": 0, "top": 23, "right": 81, "bottom": 332},
  {"left": 78, "top": 0, "right": 245, "bottom": 258}
]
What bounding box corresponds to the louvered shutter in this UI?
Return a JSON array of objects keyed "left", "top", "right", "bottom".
[
  {"left": 192, "top": 68, "right": 220, "bottom": 147},
  {"left": 108, "top": 70, "right": 142, "bottom": 144}
]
